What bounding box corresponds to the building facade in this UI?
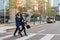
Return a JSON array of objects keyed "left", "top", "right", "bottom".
[
  {"left": 48, "top": 0, "right": 54, "bottom": 7},
  {"left": 58, "top": 4, "right": 60, "bottom": 15}
]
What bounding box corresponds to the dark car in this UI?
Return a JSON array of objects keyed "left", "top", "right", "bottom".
[
  {"left": 0, "top": 18, "right": 4, "bottom": 23},
  {"left": 0, "top": 18, "right": 8, "bottom": 23}
]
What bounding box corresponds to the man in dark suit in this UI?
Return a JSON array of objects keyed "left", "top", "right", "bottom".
[
  {"left": 14, "top": 13, "right": 22, "bottom": 37},
  {"left": 20, "top": 13, "right": 27, "bottom": 36}
]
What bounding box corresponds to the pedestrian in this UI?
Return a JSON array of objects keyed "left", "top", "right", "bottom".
[
  {"left": 20, "top": 13, "right": 27, "bottom": 36},
  {"left": 13, "top": 13, "right": 23, "bottom": 37}
]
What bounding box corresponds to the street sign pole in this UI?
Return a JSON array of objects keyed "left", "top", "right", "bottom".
[{"left": 3, "top": 0, "right": 6, "bottom": 24}]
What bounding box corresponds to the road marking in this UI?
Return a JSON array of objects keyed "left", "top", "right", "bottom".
[
  {"left": 38, "top": 33, "right": 60, "bottom": 36},
  {"left": 0, "top": 33, "right": 18, "bottom": 40},
  {"left": 40, "top": 34, "right": 55, "bottom": 40},
  {"left": 0, "top": 33, "right": 37, "bottom": 40},
  {"left": 38, "top": 29, "right": 46, "bottom": 33},
  {"left": 0, "top": 34, "right": 13, "bottom": 40},
  {"left": 15, "top": 33, "right": 37, "bottom": 40},
  {"left": 0, "top": 31, "right": 6, "bottom": 33},
  {"left": 0, "top": 26, "right": 15, "bottom": 33}
]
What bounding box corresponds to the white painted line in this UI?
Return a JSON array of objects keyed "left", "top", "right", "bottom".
[
  {"left": 0, "top": 31, "right": 6, "bottom": 33},
  {"left": 0, "top": 34, "right": 13, "bottom": 40},
  {"left": 0, "top": 33, "right": 18, "bottom": 40},
  {"left": 40, "top": 34, "right": 55, "bottom": 40},
  {"left": 53, "top": 34, "right": 60, "bottom": 36},
  {"left": 38, "top": 29, "right": 46, "bottom": 33},
  {"left": 0, "top": 28, "right": 6, "bottom": 33},
  {"left": 15, "top": 33, "right": 37, "bottom": 40},
  {"left": 0, "top": 26, "right": 15, "bottom": 33},
  {"left": 38, "top": 33, "right": 60, "bottom": 36},
  {"left": 0, "top": 33, "right": 37, "bottom": 40}
]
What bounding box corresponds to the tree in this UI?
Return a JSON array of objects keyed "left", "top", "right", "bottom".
[
  {"left": 5, "top": 0, "right": 16, "bottom": 10},
  {"left": 46, "top": 2, "right": 56, "bottom": 17},
  {"left": 23, "top": 0, "right": 32, "bottom": 12},
  {"left": 6, "top": 0, "right": 16, "bottom": 20},
  {"left": 47, "top": 8, "right": 56, "bottom": 16},
  {"left": 31, "top": 12, "right": 40, "bottom": 24},
  {"left": 31, "top": 13, "right": 40, "bottom": 18},
  {"left": 38, "top": 0, "right": 45, "bottom": 23},
  {"left": 38, "top": 0, "right": 56, "bottom": 23},
  {"left": 9, "top": 0, "right": 16, "bottom": 9}
]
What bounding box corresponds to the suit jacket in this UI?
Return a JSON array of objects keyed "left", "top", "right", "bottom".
[
  {"left": 15, "top": 16, "right": 22, "bottom": 26},
  {"left": 20, "top": 16, "right": 26, "bottom": 25}
]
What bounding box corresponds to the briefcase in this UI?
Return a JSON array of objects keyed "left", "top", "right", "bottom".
[{"left": 26, "top": 25, "right": 30, "bottom": 29}]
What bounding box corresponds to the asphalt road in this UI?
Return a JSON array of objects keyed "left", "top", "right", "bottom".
[{"left": 0, "top": 21, "right": 60, "bottom": 40}]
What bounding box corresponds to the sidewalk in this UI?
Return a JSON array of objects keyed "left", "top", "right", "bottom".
[
  {"left": 0, "top": 23, "right": 15, "bottom": 27},
  {"left": 0, "top": 22, "right": 46, "bottom": 33},
  {"left": 0, "top": 22, "right": 46, "bottom": 27}
]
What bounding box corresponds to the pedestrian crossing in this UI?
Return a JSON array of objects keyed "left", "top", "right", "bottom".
[
  {"left": 0, "top": 32, "right": 57, "bottom": 40},
  {"left": 0, "top": 34, "right": 13, "bottom": 40},
  {"left": 0, "top": 32, "right": 37, "bottom": 40},
  {"left": 40, "top": 34, "right": 55, "bottom": 40},
  {"left": 0, "top": 31, "right": 6, "bottom": 33},
  {"left": 16, "top": 33, "right": 36, "bottom": 40}
]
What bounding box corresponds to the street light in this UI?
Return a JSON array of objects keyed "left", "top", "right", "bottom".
[{"left": 3, "top": 0, "right": 6, "bottom": 24}]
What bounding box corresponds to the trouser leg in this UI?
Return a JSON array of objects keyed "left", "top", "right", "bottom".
[
  {"left": 18, "top": 27, "right": 22, "bottom": 35},
  {"left": 14, "top": 27, "right": 18, "bottom": 36},
  {"left": 17, "top": 26, "right": 23, "bottom": 37},
  {"left": 22, "top": 24, "right": 27, "bottom": 35},
  {"left": 14, "top": 26, "right": 23, "bottom": 37}
]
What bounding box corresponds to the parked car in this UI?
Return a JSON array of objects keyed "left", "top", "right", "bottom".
[
  {"left": 0, "top": 18, "right": 8, "bottom": 23},
  {"left": 0, "top": 18, "right": 4, "bottom": 23},
  {"left": 47, "top": 17, "right": 56, "bottom": 23}
]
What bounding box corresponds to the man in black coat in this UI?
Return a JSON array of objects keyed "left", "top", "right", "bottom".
[
  {"left": 20, "top": 13, "right": 27, "bottom": 36},
  {"left": 14, "top": 13, "right": 22, "bottom": 37}
]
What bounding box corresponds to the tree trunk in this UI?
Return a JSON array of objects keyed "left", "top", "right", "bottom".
[
  {"left": 9, "top": 8, "right": 16, "bottom": 20},
  {"left": 34, "top": 18, "right": 35, "bottom": 24}
]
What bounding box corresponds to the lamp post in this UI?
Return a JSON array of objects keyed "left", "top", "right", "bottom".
[{"left": 3, "top": 0, "right": 6, "bottom": 24}]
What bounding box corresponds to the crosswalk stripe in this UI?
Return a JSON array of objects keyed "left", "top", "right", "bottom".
[
  {"left": 40, "top": 34, "right": 55, "bottom": 40},
  {"left": 0, "top": 33, "right": 37, "bottom": 40},
  {"left": 15, "top": 33, "right": 37, "bottom": 40},
  {"left": 0, "top": 33, "right": 17, "bottom": 40},
  {"left": 38, "top": 29, "right": 46, "bottom": 33},
  {"left": 0, "top": 34, "right": 13, "bottom": 40},
  {"left": 0, "top": 31, "right": 6, "bottom": 33},
  {"left": 0, "top": 33, "right": 20, "bottom": 40}
]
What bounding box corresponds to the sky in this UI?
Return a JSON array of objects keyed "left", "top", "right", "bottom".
[
  {"left": 0, "top": 0, "right": 60, "bottom": 9},
  {"left": 53, "top": 0, "right": 60, "bottom": 6},
  {"left": 0, "top": 0, "right": 8, "bottom": 10}
]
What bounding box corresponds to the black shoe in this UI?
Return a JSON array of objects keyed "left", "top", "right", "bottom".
[
  {"left": 18, "top": 33, "right": 23, "bottom": 37},
  {"left": 21, "top": 35, "right": 23, "bottom": 37},
  {"left": 20, "top": 30, "right": 22, "bottom": 32},
  {"left": 21, "top": 34, "right": 23, "bottom": 37},
  {"left": 13, "top": 34, "right": 16, "bottom": 36},
  {"left": 25, "top": 34, "right": 28, "bottom": 36}
]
